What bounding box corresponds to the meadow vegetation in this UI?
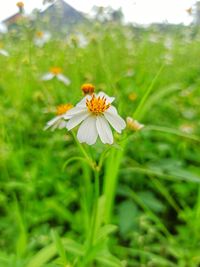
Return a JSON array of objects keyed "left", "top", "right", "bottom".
[{"left": 0, "top": 18, "right": 200, "bottom": 266}]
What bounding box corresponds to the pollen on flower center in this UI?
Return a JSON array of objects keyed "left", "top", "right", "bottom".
[
  {"left": 36, "top": 31, "right": 44, "bottom": 38},
  {"left": 56, "top": 103, "right": 73, "bottom": 115},
  {"left": 86, "top": 94, "right": 110, "bottom": 115},
  {"left": 50, "top": 67, "right": 62, "bottom": 75}
]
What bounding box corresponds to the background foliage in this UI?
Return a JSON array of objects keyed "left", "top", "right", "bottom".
[{"left": 0, "top": 15, "right": 200, "bottom": 266}]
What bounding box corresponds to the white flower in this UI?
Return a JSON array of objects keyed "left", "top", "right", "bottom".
[
  {"left": 34, "top": 31, "right": 51, "bottom": 47},
  {"left": 67, "top": 32, "right": 89, "bottom": 48},
  {"left": 44, "top": 103, "right": 73, "bottom": 131},
  {"left": 65, "top": 92, "right": 126, "bottom": 145},
  {"left": 0, "top": 23, "right": 8, "bottom": 34},
  {"left": 41, "top": 67, "right": 71, "bottom": 86},
  {"left": 77, "top": 33, "right": 88, "bottom": 48},
  {"left": 0, "top": 49, "right": 9, "bottom": 57}
]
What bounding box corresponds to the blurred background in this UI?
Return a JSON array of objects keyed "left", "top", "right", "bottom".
[{"left": 0, "top": 1, "right": 200, "bottom": 267}]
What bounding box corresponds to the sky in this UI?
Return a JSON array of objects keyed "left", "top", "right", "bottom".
[{"left": 0, "top": 0, "right": 197, "bottom": 25}]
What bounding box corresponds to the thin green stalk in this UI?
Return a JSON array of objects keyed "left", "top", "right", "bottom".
[
  {"left": 133, "top": 64, "right": 165, "bottom": 120},
  {"left": 83, "top": 169, "right": 100, "bottom": 266},
  {"left": 71, "top": 131, "right": 95, "bottom": 168},
  {"left": 145, "top": 125, "right": 200, "bottom": 143},
  {"left": 81, "top": 163, "right": 93, "bottom": 239},
  {"left": 86, "top": 170, "right": 100, "bottom": 248},
  {"left": 103, "top": 139, "right": 127, "bottom": 224}
]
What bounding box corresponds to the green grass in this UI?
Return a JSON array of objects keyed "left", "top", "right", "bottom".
[{"left": 0, "top": 21, "right": 200, "bottom": 266}]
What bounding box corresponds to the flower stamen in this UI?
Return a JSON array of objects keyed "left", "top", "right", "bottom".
[
  {"left": 56, "top": 103, "right": 73, "bottom": 115},
  {"left": 36, "top": 31, "right": 44, "bottom": 38},
  {"left": 86, "top": 94, "right": 110, "bottom": 115},
  {"left": 50, "top": 67, "right": 62, "bottom": 75}
]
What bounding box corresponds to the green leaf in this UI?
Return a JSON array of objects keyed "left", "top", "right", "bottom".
[
  {"left": 51, "top": 229, "right": 67, "bottom": 266},
  {"left": 118, "top": 200, "right": 139, "bottom": 234},
  {"left": 26, "top": 238, "right": 83, "bottom": 267},
  {"left": 95, "top": 224, "right": 118, "bottom": 243}
]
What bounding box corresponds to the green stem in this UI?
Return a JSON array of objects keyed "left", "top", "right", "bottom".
[
  {"left": 103, "top": 139, "right": 127, "bottom": 224},
  {"left": 133, "top": 64, "right": 165, "bottom": 120},
  {"left": 87, "top": 170, "right": 100, "bottom": 248},
  {"left": 71, "top": 131, "right": 95, "bottom": 168},
  {"left": 82, "top": 169, "right": 100, "bottom": 266}
]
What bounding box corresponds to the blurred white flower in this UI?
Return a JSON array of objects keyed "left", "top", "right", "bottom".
[
  {"left": 164, "top": 37, "right": 173, "bottom": 50},
  {"left": 66, "top": 92, "right": 126, "bottom": 145},
  {"left": 0, "top": 23, "right": 8, "bottom": 34},
  {"left": 68, "top": 33, "right": 89, "bottom": 48},
  {"left": 163, "top": 52, "right": 173, "bottom": 65},
  {"left": 0, "top": 49, "right": 9, "bottom": 57},
  {"left": 41, "top": 67, "right": 71, "bottom": 85},
  {"left": 44, "top": 103, "right": 73, "bottom": 131},
  {"left": 34, "top": 31, "right": 51, "bottom": 47},
  {"left": 149, "top": 33, "right": 160, "bottom": 43},
  {"left": 77, "top": 33, "right": 88, "bottom": 48}
]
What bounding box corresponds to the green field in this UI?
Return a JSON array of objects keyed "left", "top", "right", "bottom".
[{"left": 0, "top": 21, "right": 200, "bottom": 267}]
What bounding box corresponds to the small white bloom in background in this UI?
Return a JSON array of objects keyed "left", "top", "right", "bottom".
[
  {"left": 0, "top": 49, "right": 9, "bottom": 57},
  {"left": 164, "top": 37, "right": 173, "bottom": 50},
  {"left": 149, "top": 33, "right": 160, "bottom": 43},
  {"left": 66, "top": 88, "right": 126, "bottom": 145},
  {"left": 0, "top": 23, "right": 8, "bottom": 34},
  {"left": 67, "top": 33, "right": 89, "bottom": 48},
  {"left": 126, "top": 117, "right": 144, "bottom": 131},
  {"left": 44, "top": 103, "right": 73, "bottom": 131},
  {"left": 77, "top": 33, "right": 88, "bottom": 48},
  {"left": 163, "top": 52, "right": 173, "bottom": 65},
  {"left": 41, "top": 67, "right": 71, "bottom": 86},
  {"left": 34, "top": 31, "right": 51, "bottom": 47}
]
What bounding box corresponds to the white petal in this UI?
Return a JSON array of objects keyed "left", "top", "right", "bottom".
[
  {"left": 77, "top": 116, "right": 98, "bottom": 145},
  {"left": 34, "top": 39, "right": 45, "bottom": 47},
  {"left": 41, "top": 73, "right": 54, "bottom": 80},
  {"left": 58, "top": 120, "right": 67, "bottom": 129},
  {"left": 96, "top": 116, "right": 113, "bottom": 144},
  {"left": 43, "top": 32, "right": 51, "bottom": 41},
  {"left": 76, "top": 95, "right": 92, "bottom": 107},
  {"left": 0, "top": 49, "right": 9, "bottom": 57},
  {"left": 43, "top": 116, "right": 61, "bottom": 130},
  {"left": 104, "top": 106, "right": 126, "bottom": 133},
  {"left": 66, "top": 111, "right": 90, "bottom": 130},
  {"left": 46, "top": 116, "right": 61, "bottom": 126},
  {"left": 97, "top": 92, "right": 115, "bottom": 104},
  {"left": 64, "top": 106, "right": 87, "bottom": 118},
  {"left": 57, "top": 74, "right": 71, "bottom": 85},
  {"left": 51, "top": 121, "right": 60, "bottom": 131}
]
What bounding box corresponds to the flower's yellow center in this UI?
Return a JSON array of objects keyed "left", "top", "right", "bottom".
[
  {"left": 36, "top": 31, "right": 44, "bottom": 38},
  {"left": 86, "top": 94, "right": 110, "bottom": 115},
  {"left": 56, "top": 103, "right": 73, "bottom": 115},
  {"left": 16, "top": 1, "right": 24, "bottom": 8},
  {"left": 81, "top": 83, "right": 95, "bottom": 95},
  {"left": 50, "top": 67, "right": 62, "bottom": 75}
]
